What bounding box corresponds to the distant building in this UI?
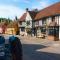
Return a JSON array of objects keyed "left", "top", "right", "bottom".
[
  {"left": 35, "top": 2, "right": 60, "bottom": 41},
  {"left": 19, "top": 2, "right": 60, "bottom": 41},
  {"left": 5, "top": 21, "right": 19, "bottom": 35},
  {"left": 0, "top": 22, "right": 7, "bottom": 34},
  {"left": 19, "top": 8, "right": 38, "bottom": 36}
]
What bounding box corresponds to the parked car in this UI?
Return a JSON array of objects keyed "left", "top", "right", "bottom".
[
  {"left": 0, "top": 35, "right": 22, "bottom": 60},
  {"left": 9, "top": 36, "right": 22, "bottom": 60}
]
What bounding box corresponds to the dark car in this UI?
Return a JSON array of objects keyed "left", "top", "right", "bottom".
[
  {"left": 0, "top": 35, "right": 22, "bottom": 60},
  {"left": 0, "top": 36, "right": 5, "bottom": 60},
  {"left": 9, "top": 36, "right": 22, "bottom": 60}
]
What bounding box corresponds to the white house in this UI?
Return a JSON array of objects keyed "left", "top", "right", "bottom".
[{"left": 19, "top": 8, "right": 38, "bottom": 36}]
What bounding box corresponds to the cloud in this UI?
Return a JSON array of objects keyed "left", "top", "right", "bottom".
[
  {"left": 39, "top": 1, "right": 49, "bottom": 8},
  {"left": 32, "top": 0, "right": 50, "bottom": 10},
  {"left": 23, "top": 0, "right": 30, "bottom": 3},
  {"left": 0, "top": 4, "right": 24, "bottom": 19},
  {"left": 13, "top": 0, "right": 30, "bottom": 3}
]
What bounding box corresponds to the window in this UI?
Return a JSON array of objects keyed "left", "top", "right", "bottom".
[
  {"left": 35, "top": 21, "right": 39, "bottom": 27},
  {"left": 41, "top": 27, "right": 46, "bottom": 34},
  {"left": 48, "top": 28, "right": 54, "bottom": 35},
  {"left": 26, "top": 21, "right": 30, "bottom": 26},
  {"left": 21, "top": 27, "right": 25, "bottom": 32},
  {"left": 48, "top": 27, "right": 59, "bottom": 36},
  {"left": 42, "top": 19, "right": 46, "bottom": 25}
]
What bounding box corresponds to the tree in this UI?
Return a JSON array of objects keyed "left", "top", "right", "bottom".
[
  {"left": 0, "top": 18, "right": 12, "bottom": 23},
  {"left": 15, "top": 16, "right": 18, "bottom": 21}
]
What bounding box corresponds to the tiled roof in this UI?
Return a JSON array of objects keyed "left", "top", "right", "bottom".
[
  {"left": 19, "top": 13, "right": 27, "bottom": 22},
  {"left": 28, "top": 11, "right": 38, "bottom": 19},
  {"left": 19, "top": 10, "right": 38, "bottom": 22},
  {"left": 35, "top": 2, "right": 60, "bottom": 20}
]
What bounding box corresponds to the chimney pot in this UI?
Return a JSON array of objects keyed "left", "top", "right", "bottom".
[{"left": 26, "top": 8, "right": 29, "bottom": 12}]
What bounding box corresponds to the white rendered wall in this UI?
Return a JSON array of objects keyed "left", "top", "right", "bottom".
[
  {"left": 39, "top": 20, "right": 42, "bottom": 26},
  {"left": 55, "top": 16, "right": 59, "bottom": 25},
  {"left": 46, "top": 17, "right": 52, "bottom": 25},
  {"left": 26, "top": 12, "right": 32, "bottom": 21},
  {"left": 25, "top": 12, "right": 32, "bottom": 28}
]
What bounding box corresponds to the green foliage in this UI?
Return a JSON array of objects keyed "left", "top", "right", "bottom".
[
  {"left": 15, "top": 16, "right": 18, "bottom": 21},
  {"left": 0, "top": 18, "right": 12, "bottom": 24}
]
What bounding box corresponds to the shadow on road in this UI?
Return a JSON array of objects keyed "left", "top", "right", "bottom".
[{"left": 22, "top": 44, "right": 60, "bottom": 60}]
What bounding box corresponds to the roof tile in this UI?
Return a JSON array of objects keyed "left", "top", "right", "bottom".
[{"left": 35, "top": 2, "right": 60, "bottom": 20}]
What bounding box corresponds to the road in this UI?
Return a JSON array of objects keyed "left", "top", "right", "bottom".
[
  {"left": 3, "top": 35, "right": 60, "bottom": 60},
  {"left": 20, "top": 36, "right": 60, "bottom": 60}
]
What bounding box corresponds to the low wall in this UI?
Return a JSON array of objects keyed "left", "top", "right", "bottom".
[{"left": 47, "top": 35, "right": 59, "bottom": 41}]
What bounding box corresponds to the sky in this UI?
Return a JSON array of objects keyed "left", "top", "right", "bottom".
[{"left": 0, "top": 0, "right": 60, "bottom": 19}]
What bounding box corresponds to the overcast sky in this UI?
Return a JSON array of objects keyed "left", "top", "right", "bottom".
[{"left": 0, "top": 0, "right": 60, "bottom": 19}]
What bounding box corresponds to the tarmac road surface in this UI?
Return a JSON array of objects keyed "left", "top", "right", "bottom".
[
  {"left": 20, "top": 36, "right": 60, "bottom": 60},
  {"left": 3, "top": 35, "right": 60, "bottom": 60}
]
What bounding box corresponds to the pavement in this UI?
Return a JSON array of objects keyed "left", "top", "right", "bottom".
[{"left": 20, "top": 36, "right": 60, "bottom": 60}]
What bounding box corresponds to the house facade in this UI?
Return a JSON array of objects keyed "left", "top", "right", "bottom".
[
  {"left": 5, "top": 21, "right": 19, "bottom": 35},
  {"left": 19, "top": 9, "right": 38, "bottom": 36},
  {"left": 19, "top": 2, "right": 60, "bottom": 41},
  {"left": 18, "top": 13, "right": 27, "bottom": 36},
  {"left": 25, "top": 9, "right": 33, "bottom": 36},
  {"left": 19, "top": 20, "right": 26, "bottom": 36},
  {"left": 59, "top": 16, "right": 60, "bottom": 40},
  {"left": 34, "top": 2, "right": 60, "bottom": 41}
]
